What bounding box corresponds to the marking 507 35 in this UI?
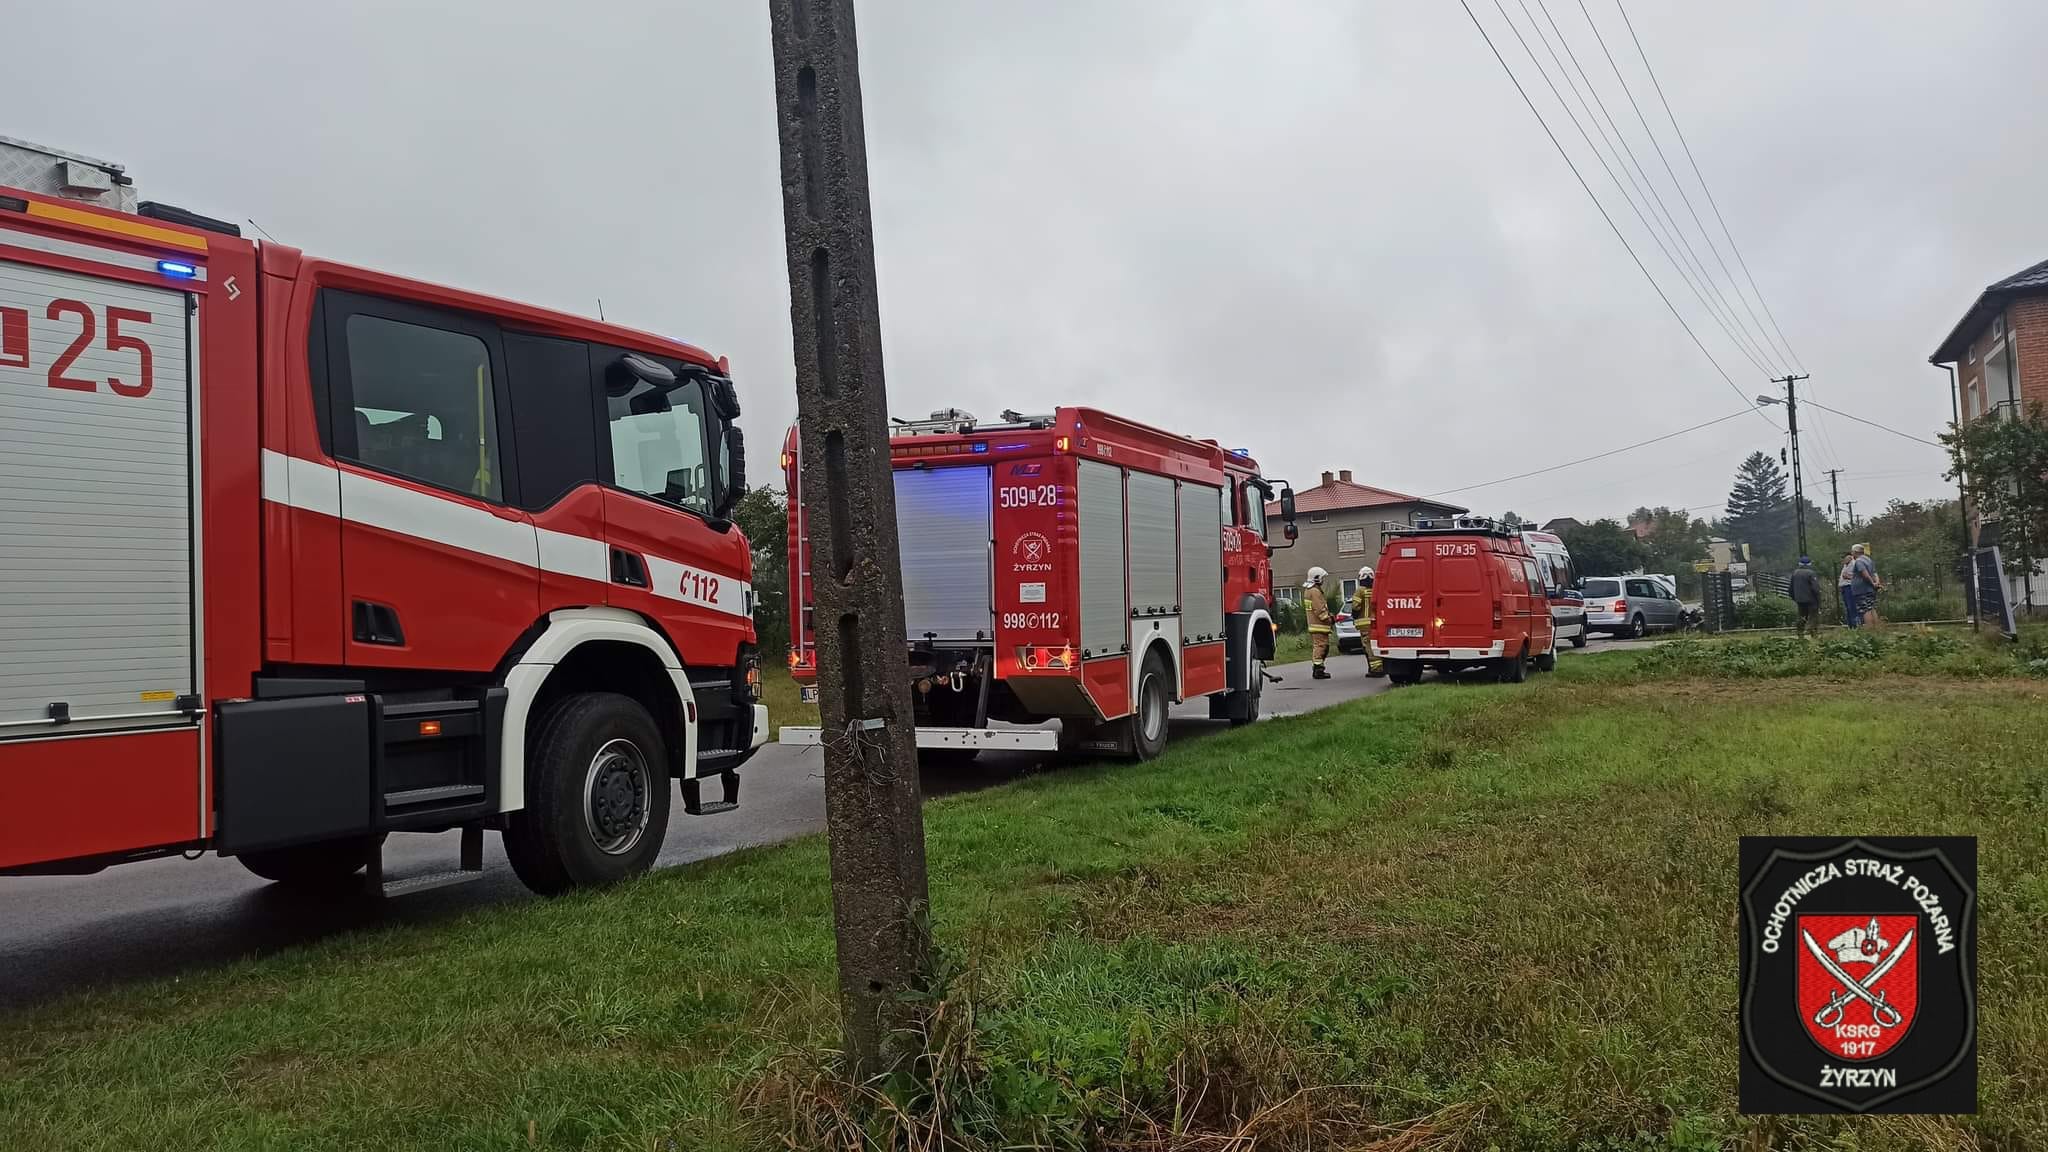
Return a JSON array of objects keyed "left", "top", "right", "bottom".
[{"left": 0, "top": 300, "right": 156, "bottom": 397}]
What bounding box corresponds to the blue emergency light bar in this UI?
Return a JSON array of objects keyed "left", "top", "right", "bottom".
[{"left": 157, "top": 260, "right": 199, "bottom": 279}]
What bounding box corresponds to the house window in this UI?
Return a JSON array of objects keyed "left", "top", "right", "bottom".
[
  {"left": 1341, "top": 577, "right": 1358, "bottom": 601},
  {"left": 1309, "top": 512, "right": 1329, "bottom": 524},
  {"left": 1336, "top": 527, "right": 1366, "bottom": 555},
  {"left": 1275, "top": 586, "right": 1300, "bottom": 604}
]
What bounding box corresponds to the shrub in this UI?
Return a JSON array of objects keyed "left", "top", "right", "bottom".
[{"left": 1734, "top": 595, "right": 1798, "bottom": 630}]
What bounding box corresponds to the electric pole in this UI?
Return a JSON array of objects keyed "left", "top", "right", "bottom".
[
  {"left": 767, "top": 0, "right": 931, "bottom": 1078},
  {"left": 1824, "top": 467, "right": 1843, "bottom": 527},
  {"left": 1773, "top": 374, "right": 1810, "bottom": 558},
  {"left": 1846, "top": 501, "right": 1858, "bottom": 531}
]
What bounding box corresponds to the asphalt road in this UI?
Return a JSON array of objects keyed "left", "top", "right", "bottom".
[{"left": 0, "top": 638, "right": 1642, "bottom": 1010}]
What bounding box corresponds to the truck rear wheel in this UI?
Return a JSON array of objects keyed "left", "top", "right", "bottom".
[
  {"left": 505, "top": 692, "right": 672, "bottom": 896},
  {"left": 236, "top": 835, "right": 381, "bottom": 890},
  {"left": 1127, "top": 650, "right": 1171, "bottom": 760},
  {"left": 1386, "top": 659, "right": 1422, "bottom": 686}
]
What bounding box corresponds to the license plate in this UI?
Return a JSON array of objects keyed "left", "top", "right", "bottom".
[
  {"left": 799, "top": 685, "right": 819, "bottom": 704},
  {"left": 1387, "top": 626, "right": 1424, "bottom": 638}
]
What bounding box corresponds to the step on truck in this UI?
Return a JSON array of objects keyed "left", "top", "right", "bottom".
[
  {"left": 780, "top": 408, "right": 1297, "bottom": 760},
  {"left": 0, "top": 138, "right": 767, "bottom": 896}
]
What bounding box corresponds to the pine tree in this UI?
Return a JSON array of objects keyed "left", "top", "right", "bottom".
[{"left": 1725, "top": 451, "right": 1790, "bottom": 554}]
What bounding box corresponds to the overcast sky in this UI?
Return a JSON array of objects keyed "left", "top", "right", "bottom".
[{"left": 14, "top": 1, "right": 2042, "bottom": 525}]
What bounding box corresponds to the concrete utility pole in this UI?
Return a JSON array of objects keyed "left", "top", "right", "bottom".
[
  {"left": 1771, "top": 374, "right": 1810, "bottom": 558},
  {"left": 766, "top": 0, "right": 931, "bottom": 1076},
  {"left": 1846, "top": 501, "right": 1858, "bottom": 530},
  {"left": 1824, "top": 467, "right": 1843, "bottom": 527}
]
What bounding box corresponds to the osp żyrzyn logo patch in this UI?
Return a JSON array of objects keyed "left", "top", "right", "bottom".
[{"left": 1739, "top": 837, "right": 1976, "bottom": 1114}]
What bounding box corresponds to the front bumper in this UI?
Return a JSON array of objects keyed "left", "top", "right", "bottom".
[{"left": 1371, "top": 640, "right": 1506, "bottom": 661}]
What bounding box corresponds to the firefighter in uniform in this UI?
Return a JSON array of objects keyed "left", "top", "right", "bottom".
[
  {"left": 1350, "top": 565, "right": 1384, "bottom": 677},
  {"left": 1304, "top": 566, "right": 1333, "bottom": 679}
]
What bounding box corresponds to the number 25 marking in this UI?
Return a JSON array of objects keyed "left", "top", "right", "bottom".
[{"left": 43, "top": 300, "right": 154, "bottom": 398}]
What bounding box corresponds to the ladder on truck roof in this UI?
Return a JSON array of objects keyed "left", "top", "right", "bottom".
[{"left": 889, "top": 408, "right": 1056, "bottom": 437}]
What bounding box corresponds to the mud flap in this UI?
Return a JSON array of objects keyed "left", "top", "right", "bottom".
[{"left": 1058, "top": 717, "right": 1134, "bottom": 758}]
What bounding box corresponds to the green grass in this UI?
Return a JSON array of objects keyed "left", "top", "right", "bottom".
[{"left": 3, "top": 656, "right": 2044, "bottom": 1149}]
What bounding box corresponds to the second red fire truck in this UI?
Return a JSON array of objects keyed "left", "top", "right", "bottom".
[
  {"left": 0, "top": 139, "right": 766, "bottom": 896},
  {"left": 781, "top": 408, "right": 1297, "bottom": 759}
]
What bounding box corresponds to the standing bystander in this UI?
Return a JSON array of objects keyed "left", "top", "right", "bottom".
[
  {"left": 1850, "top": 543, "right": 1883, "bottom": 630},
  {"left": 1838, "top": 551, "right": 1859, "bottom": 627},
  {"left": 1789, "top": 556, "right": 1822, "bottom": 638}
]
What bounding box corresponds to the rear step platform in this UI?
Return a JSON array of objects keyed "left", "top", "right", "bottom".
[{"left": 367, "top": 825, "right": 486, "bottom": 897}]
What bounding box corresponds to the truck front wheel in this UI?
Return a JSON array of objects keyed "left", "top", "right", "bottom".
[
  {"left": 236, "top": 835, "right": 381, "bottom": 889},
  {"left": 505, "top": 692, "right": 672, "bottom": 896}
]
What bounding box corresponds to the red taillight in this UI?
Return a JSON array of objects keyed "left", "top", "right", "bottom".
[
  {"left": 1018, "top": 645, "right": 1075, "bottom": 670},
  {"left": 1612, "top": 599, "right": 1628, "bottom": 612}
]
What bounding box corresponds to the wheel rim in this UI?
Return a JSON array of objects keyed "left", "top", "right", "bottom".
[
  {"left": 1141, "top": 670, "right": 1166, "bottom": 742},
  {"left": 1631, "top": 617, "right": 1644, "bottom": 638},
  {"left": 1248, "top": 659, "right": 1264, "bottom": 700},
  {"left": 583, "top": 738, "right": 652, "bottom": 856}
]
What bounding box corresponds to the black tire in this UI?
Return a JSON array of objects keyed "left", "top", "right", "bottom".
[
  {"left": 1228, "top": 657, "right": 1264, "bottom": 727},
  {"left": 1536, "top": 638, "right": 1557, "bottom": 672},
  {"left": 1570, "top": 617, "right": 1589, "bottom": 648},
  {"left": 1386, "top": 660, "right": 1422, "bottom": 686},
  {"left": 1127, "top": 650, "right": 1171, "bottom": 760},
  {"left": 1496, "top": 644, "right": 1529, "bottom": 683},
  {"left": 505, "top": 692, "right": 672, "bottom": 897},
  {"left": 1628, "top": 614, "right": 1646, "bottom": 640},
  {"left": 237, "top": 835, "right": 381, "bottom": 890}
]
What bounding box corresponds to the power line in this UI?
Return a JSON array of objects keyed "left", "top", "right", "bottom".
[
  {"left": 1531, "top": 0, "right": 1781, "bottom": 378},
  {"left": 1497, "top": 0, "right": 1775, "bottom": 381},
  {"left": 1458, "top": 0, "right": 1775, "bottom": 425},
  {"left": 1797, "top": 399, "right": 1945, "bottom": 449},
  {"left": 1422, "top": 406, "right": 1756, "bottom": 499},
  {"left": 1571, "top": 0, "right": 1785, "bottom": 377},
  {"left": 1616, "top": 0, "right": 1803, "bottom": 374}
]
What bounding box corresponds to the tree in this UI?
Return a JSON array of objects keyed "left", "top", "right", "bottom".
[
  {"left": 1725, "top": 451, "right": 1792, "bottom": 556},
  {"left": 1944, "top": 409, "right": 2048, "bottom": 581},
  {"left": 733, "top": 485, "right": 790, "bottom": 658},
  {"left": 1557, "top": 518, "right": 1645, "bottom": 576},
  {"left": 1500, "top": 510, "right": 1525, "bottom": 530},
  {"left": 1630, "top": 506, "right": 1712, "bottom": 594}
]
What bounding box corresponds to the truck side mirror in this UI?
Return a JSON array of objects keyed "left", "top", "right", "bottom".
[
  {"left": 712, "top": 424, "right": 747, "bottom": 523},
  {"left": 1284, "top": 521, "right": 1299, "bottom": 541},
  {"left": 1279, "top": 486, "right": 1297, "bottom": 523}
]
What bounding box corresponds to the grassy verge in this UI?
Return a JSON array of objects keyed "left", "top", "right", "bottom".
[{"left": 2, "top": 655, "right": 2043, "bottom": 1149}]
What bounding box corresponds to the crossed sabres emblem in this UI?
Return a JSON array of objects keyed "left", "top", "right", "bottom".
[{"left": 1803, "top": 918, "right": 1915, "bottom": 1029}]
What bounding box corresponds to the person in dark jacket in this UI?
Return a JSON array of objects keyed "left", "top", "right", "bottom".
[{"left": 1789, "top": 555, "right": 1823, "bottom": 638}]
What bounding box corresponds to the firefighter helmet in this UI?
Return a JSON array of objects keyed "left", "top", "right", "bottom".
[{"left": 1305, "top": 566, "right": 1327, "bottom": 587}]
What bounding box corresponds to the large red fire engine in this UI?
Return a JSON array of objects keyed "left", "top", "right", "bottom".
[
  {"left": 0, "top": 140, "right": 765, "bottom": 895},
  {"left": 780, "top": 408, "right": 1297, "bottom": 759}
]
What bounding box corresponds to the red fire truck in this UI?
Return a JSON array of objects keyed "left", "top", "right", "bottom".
[
  {"left": 779, "top": 408, "right": 1297, "bottom": 759},
  {"left": 0, "top": 140, "right": 765, "bottom": 896}
]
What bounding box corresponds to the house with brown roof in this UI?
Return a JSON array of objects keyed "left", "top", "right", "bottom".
[
  {"left": 1931, "top": 256, "right": 2048, "bottom": 604},
  {"left": 1266, "top": 470, "right": 1466, "bottom": 604},
  {"left": 1931, "top": 255, "right": 2048, "bottom": 426}
]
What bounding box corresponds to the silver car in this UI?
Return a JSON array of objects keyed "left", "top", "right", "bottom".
[{"left": 1582, "top": 576, "right": 1684, "bottom": 638}]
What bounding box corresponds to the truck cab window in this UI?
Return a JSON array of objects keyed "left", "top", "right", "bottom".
[
  {"left": 344, "top": 314, "right": 500, "bottom": 501},
  {"left": 608, "top": 374, "right": 712, "bottom": 515},
  {"left": 1242, "top": 480, "right": 1268, "bottom": 537}
]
